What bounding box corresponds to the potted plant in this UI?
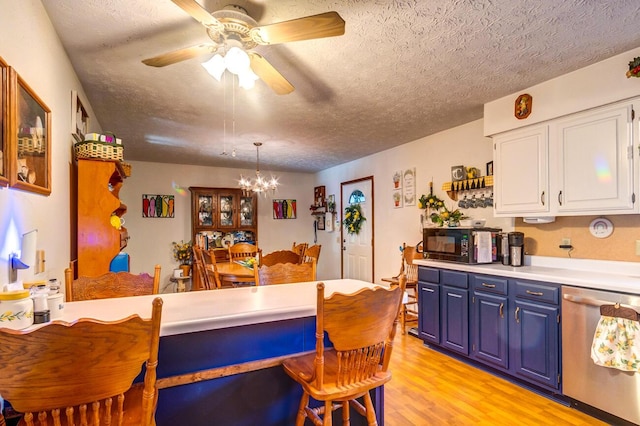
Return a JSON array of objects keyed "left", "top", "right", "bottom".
[{"left": 172, "top": 240, "right": 193, "bottom": 277}]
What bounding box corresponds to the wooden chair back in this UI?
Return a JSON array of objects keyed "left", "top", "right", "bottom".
[
  {"left": 0, "top": 297, "right": 163, "bottom": 426},
  {"left": 64, "top": 265, "right": 161, "bottom": 302},
  {"left": 228, "top": 242, "right": 259, "bottom": 262},
  {"left": 291, "top": 242, "right": 308, "bottom": 262},
  {"left": 254, "top": 260, "right": 316, "bottom": 285},
  {"left": 282, "top": 276, "right": 406, "bottom": 424},
  {"left": 303, "top": 244, "right": 321, "bottom": 264},
  {"left": 260, "top": 250, "right": 301, "bottom": 267},
  {"left": 403, "top": 243, "right": 422, "bottom": 284},
  {"left": 193, "top": 246, "right": 221, "bottom": 290}
]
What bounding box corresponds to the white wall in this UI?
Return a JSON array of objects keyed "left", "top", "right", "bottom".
[
  {"left": 484, "top": 46, "right": 640, "bottom": 136},
  {"left": 0, "top": 0, "right": 97, "bottom": 286},
  {"left": 122, "top": 161, "right": 315, "bottom": 291},
  {"left": 316, "top": 119, "right": 514, "bottom": 284}
]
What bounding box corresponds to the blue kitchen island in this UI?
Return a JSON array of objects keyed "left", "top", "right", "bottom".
[{"left": 59, "top": 279, "right": 385, "bottom": 425}]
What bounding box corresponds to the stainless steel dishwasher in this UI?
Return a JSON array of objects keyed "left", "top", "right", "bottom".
[{"left": 562, "top": 286, "right": 640, "bottom": 425}]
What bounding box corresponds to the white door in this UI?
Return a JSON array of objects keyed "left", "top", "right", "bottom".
[{"left": 341, "top": 178, "right": 373, "bottom": 281}]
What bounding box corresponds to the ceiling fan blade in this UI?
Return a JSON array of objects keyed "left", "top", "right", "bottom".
[
  {"left": 142, "top": 43, "right": 216, "bottom": 67},
  {"left": 171, "top": 0, "right": 222, "bottom": 29},
  {"left": 249, "top": 52, "right": 294, "bottom": 95},
  {"left": 251, "top": 11, "right": 345, "bottom": 45}
]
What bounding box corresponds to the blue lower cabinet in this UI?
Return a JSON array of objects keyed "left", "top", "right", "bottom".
[
  {"left": 418, "top": 266, "right": 561, "bottom": 393},
  {"left": 510, "top": 299, "right": 560, "bottom": 390},
  {"left": 472, "top": 292, "right": 509, "bottom": 370},
  {"left": 441, "top": 286, "right": 469, "bottom": 355},
  {"left": 418, "top": 281, "right": 440, "bottom": 344}
]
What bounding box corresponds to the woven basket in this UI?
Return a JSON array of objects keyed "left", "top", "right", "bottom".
[
  {"left": 18, "top": 136, "right": 46, "bottom": 155},
  {"left": 74, "top": 140, "right": 123, "bottom": 161}
]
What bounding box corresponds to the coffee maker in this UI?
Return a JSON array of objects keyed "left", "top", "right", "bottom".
[{"left": 508, "top": 232, "right": 524, "bottom": 267}]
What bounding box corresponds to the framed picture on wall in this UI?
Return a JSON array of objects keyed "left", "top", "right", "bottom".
[
  {"left": 0, "top": 56, "right": 8, "bottom": 187},
  {"left": 316, "top": 214, "right": 326, "bottom": 230},
  {"left": 9, "top": 69, "right": 51, "bottom": 195}
]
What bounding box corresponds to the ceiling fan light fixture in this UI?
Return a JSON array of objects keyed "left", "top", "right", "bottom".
[
  {"left": 201, "top": 54, "right": 225, "bottom": 80},
  {"left": 225, "top": 46, "right": 250, "bottom": 75}
]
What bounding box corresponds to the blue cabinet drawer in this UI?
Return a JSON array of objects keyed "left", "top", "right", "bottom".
[
  {"left": 471, "top": 274, "right": 508, "bottom": 295},
  {"left": 513, "top": 280, "right": 559, "bottom": 305},
  {"left": 441, "top": 270, "right": 468, "bottom": 289},
  {"left": 418, "top": 266, "right": 439, "bottom": 283}
]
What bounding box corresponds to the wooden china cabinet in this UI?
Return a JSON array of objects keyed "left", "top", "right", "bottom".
[
  {"left": 189, "top": 186, "right": 258, "bottom": 261},
  {"left": 75, "top": 159, "right": 129, "bottom": 277}
]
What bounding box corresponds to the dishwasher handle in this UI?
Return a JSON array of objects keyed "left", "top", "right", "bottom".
[{"left": 563, "top": 293, "right": 639, "bottom": 310}]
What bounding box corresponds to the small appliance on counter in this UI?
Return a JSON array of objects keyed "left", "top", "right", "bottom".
[
  {"left": 508, "top": 232, "right": 525, "bottom": 266},
  {"left": 498, "top": 232, "right": 510, "bottom": 265},
  {"left": 422, "top": 227, "right": 501, "bottom": 264}
]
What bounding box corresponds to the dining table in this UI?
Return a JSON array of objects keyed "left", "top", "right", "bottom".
[{"left": 211, "top": 261, "right": 255, "bottom": 286}]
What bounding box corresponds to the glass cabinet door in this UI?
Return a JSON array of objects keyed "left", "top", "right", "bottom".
[
  {"left": 197, "top": 194, "right": 215, "bottom": 227},
  {"left": 239, "top": 196, "right": 255, "bottom": 227},
  {"left": 219, "top": 193, "right": 235, "bottom": 228}
]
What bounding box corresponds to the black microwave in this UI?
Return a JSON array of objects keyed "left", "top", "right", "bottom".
[{"left": 422, "top": 227, "right": 501, "bottom": 264}]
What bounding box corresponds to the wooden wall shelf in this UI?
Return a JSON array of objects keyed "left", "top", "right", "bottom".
[{"left": 442, "top": 175, "right": 493, "bottom": 201}]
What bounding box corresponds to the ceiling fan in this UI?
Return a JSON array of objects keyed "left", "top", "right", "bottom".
[{"left": 142, "top": 0, "right": 346, "bottom": 95}]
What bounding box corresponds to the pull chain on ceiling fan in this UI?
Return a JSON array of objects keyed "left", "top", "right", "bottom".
[{"left": 142, "top": 0, "right": 346, "bottom": 95}]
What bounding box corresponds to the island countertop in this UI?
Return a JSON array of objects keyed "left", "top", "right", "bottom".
[
  {"left": 415, "top": 256, "right": 640, "bottom": 295},
  {"left": 60, "top": 279, "right": 379, "bottom": 336}
]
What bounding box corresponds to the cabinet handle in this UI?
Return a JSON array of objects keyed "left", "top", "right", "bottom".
[
  {"left": 515, "top": 306, "right": 520, "bottom": 323},
  {"left": 558, "top": 191, "right": 563, "bottom": 206},
  {"left": 525, "top": 290, "right": 544, "bottom": 296},
  {"left": 481, "top": 283, "right": 496, "bottom": 288},
  {"left": 499, "top": 302, "right": 504, "bottom": 319},
  {"left": 540, "top": 191, "right": 545, "bottom": 206}
]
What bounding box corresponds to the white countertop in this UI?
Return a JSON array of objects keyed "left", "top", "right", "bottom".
[
  {"left": 415, "top": 256, "right": 640, "bottom": 295},
  {"left": 57, "top": 279, "right": 378, "bottom": 337}
]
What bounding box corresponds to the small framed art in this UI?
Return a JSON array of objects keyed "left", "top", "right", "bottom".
[{"left": 9, "top": 70, "right": 51, "bottom": 195}]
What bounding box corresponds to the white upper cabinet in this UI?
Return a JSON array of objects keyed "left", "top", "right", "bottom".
[
  {"left": 493, "top": 99, "right": 636, "bottom": 217},
  {"left": 552, "top": 102, "right": 634, "bottom": 214},
  {"left": 494, "top": 124, "right": 549, "bottom": 216}
]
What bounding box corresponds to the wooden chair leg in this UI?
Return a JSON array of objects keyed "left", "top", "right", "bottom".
[
  {"left": 400, "top": 304, "right": 406, "bottom": 334},
  {"left": 296, "top": 392, "right": 309, "bottom": 426},
  {"left": 363, "top": 392, "right": 378, "bottom": 426},
  {"left": 341, "top": 401, "right": 350, "bottom": 425},
  {"left": 324, "top": 400, "right": 333, "bottom": 426}
]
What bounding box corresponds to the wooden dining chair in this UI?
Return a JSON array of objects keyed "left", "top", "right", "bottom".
[
  {"left": 0, "top": 297, "right": 163, "bottom": 426},
  {"left": 228, "top": 242, "right": 259, "bottom": 262},
  {"left": 291, "top": 242, "right": 308, "bottom": 263},
  {"left": 304, "top": 244, "right": 322, "bottom": 265},
  {"left": 260, "top": 249, "right": 301, "bottom": 267},
  {"left": 282, "top": 275, "right": 406, "bottom": 425},
  {"left": 193, "top": 246, "right": 222, "bottom": 290},
  {"left": 254, "top": 260, "right": 316, "bottom": 286},
  {"left": 381, "top": 243, "right": 421, "bottom": 334},
  {"left": 64, "top": 265, "right": 161, "bottom": 302}
]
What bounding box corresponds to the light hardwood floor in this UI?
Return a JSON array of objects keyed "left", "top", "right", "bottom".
[{"left": 385, "top": 329, "right": 607, "bottom": 425}]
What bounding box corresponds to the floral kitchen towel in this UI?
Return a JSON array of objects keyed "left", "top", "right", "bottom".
[{"left": 591, "top": 314, "right": 640, "bottom": 372}]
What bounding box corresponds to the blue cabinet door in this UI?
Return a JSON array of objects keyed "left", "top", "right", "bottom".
[
  {"left": 418, "top": 281, "right": 440, "bottom": 344},
  {"left": 510, "top": 299, "right": 560, "bottom": 390},
  {"left": 472, "top": 292, "right": 509, "bottom": 369},
  {"left": 441, "top": 286, "right": 469, "bottom": 355}
]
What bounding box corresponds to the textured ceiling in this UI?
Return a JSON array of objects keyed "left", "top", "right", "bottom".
[{"left": 41, "top": 0, "right": 640, "bottom": 173}]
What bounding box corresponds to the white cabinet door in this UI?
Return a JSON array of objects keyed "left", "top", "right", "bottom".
[
  {"left": 493, "top": 124, "right": 550, "bottom": 216},
  {"left": 552, "top": 102, "right": 634, "bottom": 214}
]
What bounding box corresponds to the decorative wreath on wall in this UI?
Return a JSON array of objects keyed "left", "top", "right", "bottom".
[{"left": 343, "top": 203, "right": 366, "bottom": 235}]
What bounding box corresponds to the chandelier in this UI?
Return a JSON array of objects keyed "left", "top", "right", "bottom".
[{"left": 239, "top": 142, "right": 279, "bottom": 196}]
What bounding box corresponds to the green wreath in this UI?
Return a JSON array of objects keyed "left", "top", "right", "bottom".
[{"left": 343, "top": 203, "right": 366, "bottom": 235}]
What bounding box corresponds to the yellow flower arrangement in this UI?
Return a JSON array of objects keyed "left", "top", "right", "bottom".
[
  {"left": 431, "top": 205, "right": 466, "bottom": 227},
  {"left": 418, "top": 193, "right": 445, "bottom": 211},
  {"left": 343, "top": 203, "right": 366, "bottom": 235},
  {"left": 172, "top": 240, "right": 192, "bottom": 265}
]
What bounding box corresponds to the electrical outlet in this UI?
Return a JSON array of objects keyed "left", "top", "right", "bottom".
[{"left": 561, "top": 238, "right": 571, "bottom": 246}]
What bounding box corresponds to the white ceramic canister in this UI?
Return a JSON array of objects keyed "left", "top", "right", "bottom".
[
  {"left": 47, "top": 293, "right": 65, "bottom": 320},
  {"left": 0, "top": 290, "right": 34, "bottom": 330}
]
